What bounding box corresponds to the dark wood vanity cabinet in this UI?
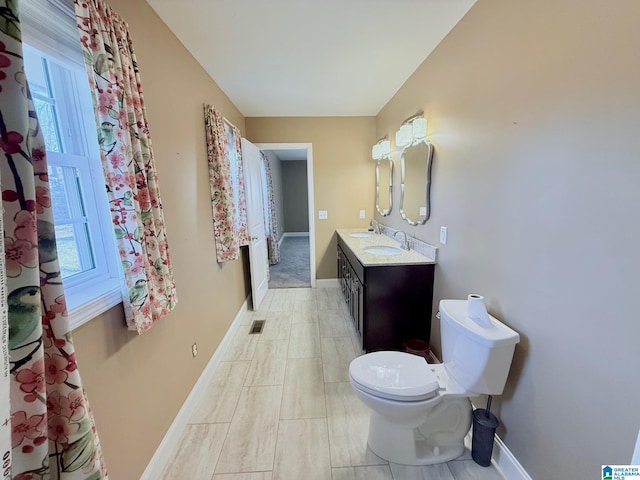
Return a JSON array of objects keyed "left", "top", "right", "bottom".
[
  {"left": 337, "top": 235, "right": 434, "bottom": 353},
  {"left": 338, "top": 247, "right": 364, "bottom": 344}
]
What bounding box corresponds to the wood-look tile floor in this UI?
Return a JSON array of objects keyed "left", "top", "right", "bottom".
[{"left": 160, "top": 287, "right": 506, "bottom": 480}]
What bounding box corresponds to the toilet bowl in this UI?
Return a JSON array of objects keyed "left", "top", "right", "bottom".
[
  {"left": 349, "top": 299, "right": 520, "bottom": 466},
  {"left": 349, "top": 352, "right": 472, "bottom": 465}
]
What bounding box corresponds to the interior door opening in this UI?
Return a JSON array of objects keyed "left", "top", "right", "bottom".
[{"left": 256, "top": 143, "right": 315, "bottom": 289}]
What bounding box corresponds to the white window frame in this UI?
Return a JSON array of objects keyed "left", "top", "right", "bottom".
[{"left": 23, "top": 43, "right": 122, "bottom": 331}]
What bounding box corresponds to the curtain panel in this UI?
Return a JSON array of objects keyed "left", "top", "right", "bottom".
[
  {"left": 230, "top": 123, "right": 249, "bottom": 249},
  {"left": 0, "top": 0, "right": 108, "bottom": 477},
  {"left": 75, "top": 0, "right": 178, "bottom": 334},
  {"left": 260, "top": 152, "right": 280, "bottom": 265},
  {"left": 204, "top": 105, "right": 248, "bottom": 262}
]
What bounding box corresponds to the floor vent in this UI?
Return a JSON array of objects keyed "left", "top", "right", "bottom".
[{"left": 249, "top": 320, "right": 265, "bottom": 334}]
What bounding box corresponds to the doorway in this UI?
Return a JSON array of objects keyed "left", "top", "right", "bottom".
[{"left": 256, "top": 143, "right": 316, "bottom": 289}]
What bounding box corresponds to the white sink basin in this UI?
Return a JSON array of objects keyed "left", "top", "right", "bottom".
[
  {"left": 364, "top": 245, "right": 402, "bottom": 256},
  {"left": 349, "top": 232, "right": 373, "bottom": 238}
]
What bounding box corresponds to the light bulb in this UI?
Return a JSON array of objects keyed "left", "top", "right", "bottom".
[
  {"left": 380, "top": 139, "right": 391, "bottom": 157},
  {"left": 372, "top": 143, "right": 381, "bottom": 160},
  {"left": 412, "top": 117, "right": 427, "bottom": 139},
  {"left": 396, "top": 124, "right": 412, "bottom": 147}
]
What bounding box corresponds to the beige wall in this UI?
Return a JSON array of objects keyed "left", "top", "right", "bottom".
[
  {"left": 376, "top": 0, "right": 640, "bottom": 478},
  {"left": 71, "top": 1, "right": 249, "bottom": 478},
  {"left": 246, "top": 117, "right": 377, "bottom": 278},
  {"left": 281, "top": 161, "right": 309, "bottom": 232}
]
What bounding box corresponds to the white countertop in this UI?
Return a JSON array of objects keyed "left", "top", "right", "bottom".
[{"left": 337, "top": 228, "right": 436, "bottom": 266}]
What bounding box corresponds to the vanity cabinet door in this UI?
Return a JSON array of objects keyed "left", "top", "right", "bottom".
[
  {"left": 338, "top": 244, "right": 364, "bottom": 345},
  {"left": 354, "top": 275, "right": 364, "bottom": 347},
  {"left": 338, "top": 246, "right": 351, "bottom": 311},
  {"left": 348, "top": 265, "right": 357, "bottom": 329}
]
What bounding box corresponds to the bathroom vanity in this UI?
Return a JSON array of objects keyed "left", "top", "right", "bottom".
[{"left": 336, "top": 229, "right": 435, "bottom": 352}]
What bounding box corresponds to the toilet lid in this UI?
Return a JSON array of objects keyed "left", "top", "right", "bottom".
[{"left": 349, "top": 351, "right": 440, "bottom": 401}]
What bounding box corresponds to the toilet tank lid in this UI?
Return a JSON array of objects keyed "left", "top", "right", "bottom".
[{"left": 439, "top": 300, "right": 520, "bottom": 347}]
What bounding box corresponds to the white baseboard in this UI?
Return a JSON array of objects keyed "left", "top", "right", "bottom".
[
  {"left": 492, "top": 434, "right": 532, "bottom": 480},
  {"left": 277, "top": 232, "right": 308, "bottom": 248},
  {"left": 315, "top": 278, "right": 339, "bottom": 288},
  {"left": 140, "top": 296, "right": 250, "bottom": 480}
]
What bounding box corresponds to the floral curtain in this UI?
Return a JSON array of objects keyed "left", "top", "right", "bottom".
[
  {"left": 75, "top": 0, "right": 177, "bottom": 334},
  {"left": 204, "top": 105, "right": 248, "bottom": 262},
  {"left": 230, "top": 123, "right": 249, "bottom": 248},
  {"left": 260, "top": 152, "right": 280, "bottom": 265},
  {"left": 0, "top": 0, "right": 108, "bottom": 477}
]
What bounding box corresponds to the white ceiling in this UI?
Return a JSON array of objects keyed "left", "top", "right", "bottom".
[
  {"left": 146, "top": 0, "right": 476, "bottom": 117},
  {"left": 267, "top": 149, "right": 308, "bottom": 161}
]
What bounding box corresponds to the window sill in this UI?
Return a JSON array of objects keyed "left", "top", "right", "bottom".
[{"left": 66, "top": 278, "right": 123, "bottom": 331}]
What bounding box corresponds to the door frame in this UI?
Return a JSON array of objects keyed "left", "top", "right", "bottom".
[{"left": 256, "top": 142, "right": 316, "bottom": 288}]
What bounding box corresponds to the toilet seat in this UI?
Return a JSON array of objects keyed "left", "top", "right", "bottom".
[{"left": 349, "top": 351, "right": 440, "bottom": 402}]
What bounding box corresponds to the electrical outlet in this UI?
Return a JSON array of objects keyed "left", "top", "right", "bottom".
[
  {"left": 191, "top": 342, "right": 198, "bottom": 358},
  {"left": 440, "top": 226, "right": 448, "bottom": 245},
  {"left": 318, "top": 210, "right": 328, "bottom": 220},
  {"left": 359, "top": 210, "right": 365, "bottom": 219},
  {"left": 419, "top": 206, "right": 427, "bottom": 216}
]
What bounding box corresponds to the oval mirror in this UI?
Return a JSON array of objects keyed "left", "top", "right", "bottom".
[
  {"left": 400, "top": 138, "right": 434, "bottom": 225},
  {"left": 375, "top": 158, "right": 393, "bottom": 216}
]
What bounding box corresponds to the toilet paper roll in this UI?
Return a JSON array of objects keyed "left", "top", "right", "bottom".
[{"left": 467, "top": 294, "right": 492, "bottom": 328}]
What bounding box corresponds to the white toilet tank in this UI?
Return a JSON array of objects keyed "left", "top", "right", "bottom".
[{"left": 439, "top": 299, "right": 520, "bottom": 395}]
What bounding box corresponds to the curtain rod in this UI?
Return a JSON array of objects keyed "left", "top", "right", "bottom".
[
  {"left": 223, "top": 117, "right": 239, "bottom": 131},
  {"left": 203, "top": 103, "right": 239, "bottom": 131}
]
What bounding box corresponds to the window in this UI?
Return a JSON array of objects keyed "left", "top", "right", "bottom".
[{"left": 23, "top": 44, "right": 122, "bottom": 329}]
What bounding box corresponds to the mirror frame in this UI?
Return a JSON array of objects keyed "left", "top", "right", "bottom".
[
  {"left": 400, "top": 138, "right": 434, "bottom": 226},
  {"left": 375, "top": 158, "right": 393, "bottom": 216}
]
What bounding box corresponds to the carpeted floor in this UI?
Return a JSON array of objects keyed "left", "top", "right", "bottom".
[{"left": 269, "top": 235, "right": 311, "bottom": 289}]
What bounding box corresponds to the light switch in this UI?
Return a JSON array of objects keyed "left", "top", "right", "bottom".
[
  {"left": 440, "top": 226, "right": 448, "bottom": 245},
  {"left": 318, "top": 210, "right": 328, "bottom": 220},
  {"left": 419, "top": 206, "right": 427, "bottom": 216},
  {"left": 359, "top": 210, "right": 365, "bottom": 219}
]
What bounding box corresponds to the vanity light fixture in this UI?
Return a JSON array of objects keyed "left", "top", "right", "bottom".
[
  {"left": 372, "top": 143, "right": 381, "bottom": 160},
  {"left": 395, "top": 111, "right": 427, "bottom": 147},
  {"left": 372, "top": 135, "right": 391, "bottom": 160}
]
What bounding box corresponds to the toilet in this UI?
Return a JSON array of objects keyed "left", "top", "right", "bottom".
[{"left": 349, "top": 299, "right": 520, "bottom": 465}]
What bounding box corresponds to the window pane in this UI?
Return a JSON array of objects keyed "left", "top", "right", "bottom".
[
  {"left": 23, "top": 49, "right": 63, "bottom": 152},
  {"left": 47, "top": 164, "right": 96, "bottom": 279},
  {"left": 55, "top": 223, "right": 95, "bottom": 279},
  {"left": 33, "top": 97, "right": 62, "bottom": 152},
  {"left": 23, "top": 51, "right": 49, "bottom": 95},
  {"left": 48, "top": 165, "right": 72, "bottom": 220}
]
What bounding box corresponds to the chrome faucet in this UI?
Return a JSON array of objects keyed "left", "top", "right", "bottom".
[
  {"left": 370, "top": 219, "right": 382, "bottom": 235},
  {"left": 394, "top": 230, "right": 410, "bottom": 251}
]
